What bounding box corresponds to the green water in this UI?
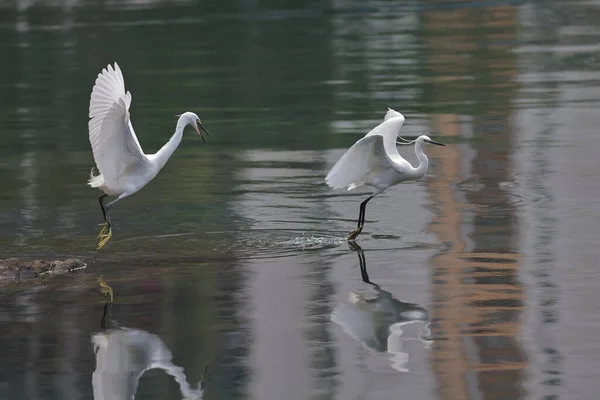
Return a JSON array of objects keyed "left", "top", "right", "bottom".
[{"left": 2, "top": 1, "right": 600, "bottom": 399}]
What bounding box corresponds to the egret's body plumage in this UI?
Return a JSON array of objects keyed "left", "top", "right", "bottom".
[
  {"left": 87, "top": 62, "right": 209, "bottom": 249},
  {"left": 325, "top": 108, "right": 445, "bottom": 240}
]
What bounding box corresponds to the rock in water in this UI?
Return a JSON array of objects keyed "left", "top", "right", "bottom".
[{"left": 0, "top": 258, "right": 87, "bottom": 284}]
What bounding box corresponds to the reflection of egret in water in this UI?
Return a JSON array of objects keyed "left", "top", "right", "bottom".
[
  {"left": 332, "top": 243, "right": 432, "bottom": 372},
  {"left": 92, "top": 301, "right": 207, "bottom": 400}
]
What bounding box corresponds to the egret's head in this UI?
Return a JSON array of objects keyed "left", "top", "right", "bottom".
[
  {"left": 176, "top": 111, "right": 210, "bottom": 143},
  {"left": 419, "top": 135, "right": 445, "bottom": 147}
]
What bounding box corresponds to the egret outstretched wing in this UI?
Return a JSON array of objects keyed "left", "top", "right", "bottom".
[
  {"left": 88, "top": 63, "right": 148, "bottom": 185},
  {"left": 325, "top": 108, "right": 414, "bottom": 191},
  {"left": 383, "top": 107, "right": 403, "bottom": 121},
  {"left": 365, "top": 108, "right": 408, "bottom": 156},
  {"left": 325, "top": 135, "right": 391, "bottom": 191},
  {"left": 364, "top": 109, "right": 413, "bottom": 173}
]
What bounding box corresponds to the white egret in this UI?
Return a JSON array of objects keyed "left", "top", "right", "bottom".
[
  {"left": 87, "top": 62, "right": 210, "bottom": 249},
  {"left": 325, "top": 108, "right": 445, "bottom": 241}
]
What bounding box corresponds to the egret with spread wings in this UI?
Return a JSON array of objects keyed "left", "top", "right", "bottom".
[
  {"left": 87, "top": 62, "right": 210, "bottom": 249},
  {"left": 325, "top": 108, "right": 445, "bottom": 241}
]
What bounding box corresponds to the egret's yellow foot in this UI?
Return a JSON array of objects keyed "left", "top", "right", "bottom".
[
  {"left": 348, "top": 226, "right": 363, "bottom": 241},
  {"left": 97, "top": 222, "right": 108, "bottom": 238},
  {"left": 97, "top": 229, "right": 112, "bottom": 249}
]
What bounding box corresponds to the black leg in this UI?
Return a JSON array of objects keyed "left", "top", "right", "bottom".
[
  {"left": 348, "top": 194, "right": 376, "bottom": 241},
  {"left": 105, "top": 205, "right": 112, "bottom": 231},
  {"left": 98, "top": 195, "right": 108, "bottom": 222},
  {"left": 99, "top": 195, "right": 113, "bottom": 230},
  {"left": 354, "top": 203, "right": 363, "bottom": 230},
  {"left": 358, "top": 194, "right": 375, "bottom": 229},
  {"left": 97, "top": 196, "right": 116, "bottom": 248},
  {"left": 358, "top": 200, "right": 366, "bottom": 227},
  {"left": 355, "top": 197, "right": 369, "bottom": 229}
]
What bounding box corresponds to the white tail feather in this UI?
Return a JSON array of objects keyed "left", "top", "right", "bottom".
[{"left": 88, "top": 167, "right": 104, "bottom": 188}]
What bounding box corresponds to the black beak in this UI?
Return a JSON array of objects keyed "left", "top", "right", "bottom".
[
  {"left": 426, "top": 139, "right": 446, "bottom": 147},
  {"left": 196, "top": 121, "right": 210, "bottom": 144}
]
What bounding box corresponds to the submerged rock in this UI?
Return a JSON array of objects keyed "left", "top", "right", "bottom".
[{"left": 0, "top": 258, "right": 87, "bottom": 284}]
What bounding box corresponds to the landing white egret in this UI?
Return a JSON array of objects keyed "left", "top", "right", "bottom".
[
  {"left": 87, "top": 62, "right": 209, "bottom": 249},
  {"left": 325, "top": 108, "right": 445, "bottom": 241}
]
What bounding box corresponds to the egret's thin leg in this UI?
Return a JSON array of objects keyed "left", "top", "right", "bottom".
[
  {"left": 99, "top": 195, "right": 108, "bottom": 221},
  {"left": 105, "top": 205, "right": 112, "bottom": 232},
  {"left": 97, "top": 192, "right": 133, "bottom": 249},
  {"left": 104, "top": 191, "right": 133, "bottom": 226},
  {"left": 348, "top": 194, "right": 376, "bottom": 241},
  {"left": 358, "top": 198, "right": 367, "bottom": 226},
  {"left": 97, "top": 195, "right": 109, "bottom": 237}
]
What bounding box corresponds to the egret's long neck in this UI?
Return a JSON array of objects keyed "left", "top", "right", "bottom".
[
  {"left": 413, "top": 140, "right": 429, "bottom": 178},
  {"left": 154, "top": 117, "right": 186, "bottom": 170}
]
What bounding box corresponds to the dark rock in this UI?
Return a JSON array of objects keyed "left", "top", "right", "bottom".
[{"left": 0, "top": 258, "right": 87, "bottom": 284}]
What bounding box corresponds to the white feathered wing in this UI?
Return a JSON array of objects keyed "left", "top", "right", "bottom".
[
  {"left": 325, "top": 135, "right": 388, "bottom": 191},
  {"left": 325, "top": 108, "right": 411, "bottom": 191},
  {"left": 88, "top": 62, "right": 149, "bottom": 190}
]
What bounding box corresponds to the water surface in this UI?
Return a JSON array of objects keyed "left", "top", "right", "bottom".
[{"left": 2, "top": 0, "right": 600, "bottom": 399}]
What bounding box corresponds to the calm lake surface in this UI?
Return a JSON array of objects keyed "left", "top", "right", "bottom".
[{"left": 2, "top": 0, "right": 600, "bottom": 399}]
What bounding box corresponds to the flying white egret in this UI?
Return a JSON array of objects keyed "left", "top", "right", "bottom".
[
  {"left": 87, "top": 62, "right": 209, "bottom": 249},
  {"left": 325, "top": 108, "right": 445, "bottom": 241}
]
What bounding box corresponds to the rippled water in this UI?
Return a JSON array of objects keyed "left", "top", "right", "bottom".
[{"left": 2, "top": 0, "right": 600, "bottom": 399}]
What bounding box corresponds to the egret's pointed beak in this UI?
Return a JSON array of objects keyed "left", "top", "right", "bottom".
[
  {"left": 199, "top": 122, "right": 210, "bottom": 138},
  {"left": 426, "top": 139, "right": 446, "bottom": 147},
  {"left": 194, "top": 121, "right": 210, "bottom": 144}
]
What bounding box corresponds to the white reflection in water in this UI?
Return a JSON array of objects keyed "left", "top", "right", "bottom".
[
  {"left": 331, "top": 247, "right": 432, "bottom": 372},
  {"left": 91, "top": 303, "right": 205, "bottom": 400}
]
